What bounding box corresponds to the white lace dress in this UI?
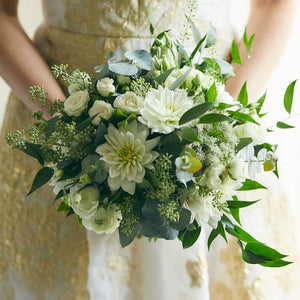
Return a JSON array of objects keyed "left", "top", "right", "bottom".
[{"left": 0, "top": 0, "right": 299, "bottom": 299}]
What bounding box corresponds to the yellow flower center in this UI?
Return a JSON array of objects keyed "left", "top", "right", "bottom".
[{"left": 118, "top": 146, "right": 137, "bottom": 163}]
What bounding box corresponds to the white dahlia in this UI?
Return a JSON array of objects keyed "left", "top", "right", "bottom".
[
  {"left": 139, "top": 86, "right": 194, "bottom": 134},
  {"left": 96, "top": 120, "right": 159, "bottom": 195}
]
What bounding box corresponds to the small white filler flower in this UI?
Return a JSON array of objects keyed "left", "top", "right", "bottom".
[{"left": 96, "top": 120, "right": 159, "bottom": 195}]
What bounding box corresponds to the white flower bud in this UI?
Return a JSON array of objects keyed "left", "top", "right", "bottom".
[
  {"left": 96, "top": 77, "right": 115, "bottom": 97},
  {"left": 64, "top": 90, "right": 89, "bottom": 117},
  {"left": 89, "top": 100, "right": 114, "bottom": 125}
]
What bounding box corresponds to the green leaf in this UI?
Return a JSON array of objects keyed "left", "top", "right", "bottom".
[
  {"left": 243, "top": 27, "right": 255, "bottom": 56},
  {"left": 237, "top": 179, "right": 267, "bottom": 191},
  {"left": 276, "top": 121, "right": 295, "bottom": 129},
  {"left": 155, "top": 68, "right": 174, "bottom": 84},
  {"left": 199, "top": 113, "right": 232, "bottom": 123},
  {"left": 260, "top": 260, "right": 292, "bottom": 268},
  {"left": 95, "top": 168, "right": 108, "bottom": 184},
  {"left": 53, "top": 190, "right": 64, "bottom": 204},
  {"left": 45, "top": 116, "right": 59, "bottom": 138},
  {"left": 23, "top": 142, "right": 44, "bottom": 166},
  {"left": 227, "top": 200, "right": 259, "bottom": 209},
  {"left": 255, "top": 92, "right": 266, "bottom": 115},
  {"left": 226, "top": 225, "right": 257, "bottom": 243},
  {"left": 119, "top": 222, "right": 142, "bottom": 247},
  {"left": 169, "top": 68, "right": 192, "bottom": 90},
  {"left": 182, "top": 227, "right": 201, "bottom": 249},
  {"left": 229, "top": 208, "right": 241, "bottom": 225},
  {"left": 27, "top": 167, "right": 54, "bottom": 196},
  {"left": 237, "top": 82, "right": 248, "bottom": 106},
  {"left": 284, "top": 80, "right": 297, "bottom": 114},
  {"left": 206, "top": 82, "right": 217, "bottom": 102},
  {"left": 147, "top": 3, "right": 154, "bottom": 35},
  {"left": 242, "top": 248, "right": 268, "bottom": 264},
  {"left": 170, "top": 208, "right": 191, "bottom": 231},
  {"left": 95, "top": 123, "right": 107, "bottom": 145},
  {"left": 94, "top": 62, "right": 109, "bottom": 79},
  {"left": 179, "top": 102, "right": 215, "bottom": 125},
  {"left": 202, "top": 58, "right": 222, "bottom": 75},
  {"left": 236, "top": 137, "right": 253, "bottom": 152},
  {"left": 232, "top": 111, "right": 259, "bottom": 124},
  {"left": 214, "top": 59, "right": 235, "bottom": 78},
  {"left": 187, "top": 16, "right": 202, "bottom": 44},
  {"left": 205, "top": 25, "right": 217, "bottom": 48},
  {"left": 56, "top": 201, "right": 68, "bottom": 213},
  {"left": 188, "top": 34, "right": 207, "bottom": 64},
  {"left": 231, "top": 39, "right": 242, "bottom": 65},
  {"left": 141, "top": 218, "right": 178, "bottom": 240},
  {"left": 207, "top": 229, "right": 219, "bottom": 250},
  {"left": 59, "top": 163, "right": 82, "bottom": 181},
  {"left": 245, "top": 241, "right": 287, "bottom": 260},
  {"left": 159, "top": 133, "right": 181, "bottom": 158},
  {"left": 216, "top": 221, "right": 227, "bottom": 242},
  {"left": 76, "top": 114, "right": 97, "bottom": 132},
  {"left": 125, "top": 50, "right": 152, "bottom": 71},
  {"left": 180, "top": 127, "right": 201, "bottom": 143},
  {"left": 108, "top": 62, "right": 138, "bottom": 76}
]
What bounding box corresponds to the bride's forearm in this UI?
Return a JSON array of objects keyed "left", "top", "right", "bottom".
[
  {"left": 225, "top": 0, "right": 297, "bottom": 101},
  {"left": 0, "top": 6, "right": 65, "bottom": 118}
]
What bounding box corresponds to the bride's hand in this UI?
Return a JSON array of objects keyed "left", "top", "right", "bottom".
[
  {"left": 0, "top": 0, "right": 65, "bottom": 119},
  {"left": 225, "top": 0, "right": 297, "bottom": 102}
]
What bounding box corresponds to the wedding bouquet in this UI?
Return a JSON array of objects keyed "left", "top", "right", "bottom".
[{"left": 6, "top": 18, "right": 296, "bottom": 268}]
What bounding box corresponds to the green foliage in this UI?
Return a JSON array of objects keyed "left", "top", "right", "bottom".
[
  {"left": 243, "top": 27, "right": 255, "bottom": 57},
  {"left": 27, "top": 167, "right": 54, "bottom": 196},
  {"left": 237, "top": 179, "right": 267, "bottom": 191},
  {"left": 283, "top": 80, "right": 297, "bottom": 114},
  {"left": 237, "top": 82, "right": 248, "bottom": 106},
  {"left": 181, "top": 227, "right": 201, "bottom": 249},
  {"left": 231, "top": 39, "right": 242, "bottom": 65},
  {"left": 276, "top": 121, "right": 295, "bottom": 129}
]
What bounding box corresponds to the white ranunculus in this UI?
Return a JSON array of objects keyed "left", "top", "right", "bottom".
[
  {"left": 68, "top": 75, "right": 91, "bottom": 95},
  {"left": 113, "top": 92, "right": 144, "bottom": 114},
  {"left": 89, "top": 100, "right": 114, "bottom": 125},
  {"left": 97, "top": 77, "right": 115, "bottom": 97},
  {"left": 228, "top": 158, "right": 246, "bottom": 181},
  {"left": 185, "top": 193, "right": 221, "bottom": 229},
  {"left": 96, "top": 120, "right": 159, "bottom": 195},
  {"left": 70, "top": 186, "right": 99, "bottom": 219},
  {"left": 82, "top": 204, "right": 122, "bottom": 234},
  {"left": 64, "top": 90, "right": 89, "bottom": 117},
  {"left": 233, "top": 122, "right": 267, "bottom": 145},
  {"left": 139, "top": 86, "right": 194, "bottom": 134}
]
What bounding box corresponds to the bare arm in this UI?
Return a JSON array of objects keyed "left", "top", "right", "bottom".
[
  {"left": 0, "top": 0, "right": 65, "bottom": 118},
  {"left": 225, "top": 0, "right": 297, "bottom": 101}
]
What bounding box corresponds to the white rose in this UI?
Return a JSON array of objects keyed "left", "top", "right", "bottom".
[
  {"left": 64, "top": 90, "right": 89, "bottom": 117},
  {"left": 82, "top": 204, "right": 122, "bottom": 234},
  {"left": 233, "top": 122, "right": 267, "bottom": 145},
  {"left": 97, "top": 77, "right": 115, "bottom": 97},
  {"left": 71, "top": 186, "right": 99, "bottom": 219},
  {"left": 89, "top": 100, "right": 114, "bottom": 125},
  {"left": 113, "top": 92, "right": 144, "bottom": 114},
  {"left": 68, "top": 75, "right": 91, "bottom": 95},
  {"left": 228, "top": 158, "right": 246, "bottom": 181}
]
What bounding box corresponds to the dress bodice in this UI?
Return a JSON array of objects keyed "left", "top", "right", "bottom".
[{"left": 35, "top": 0, "right": 250, "bottom": 74}]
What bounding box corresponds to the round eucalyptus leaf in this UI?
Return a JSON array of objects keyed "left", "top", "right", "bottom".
[{"left": 125, "top": 50, "right": 152, "bottom": 71}]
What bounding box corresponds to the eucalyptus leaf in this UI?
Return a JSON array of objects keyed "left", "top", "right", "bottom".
[
  {"left": 283, "top": 80, "right": 297, "bottom": 114},
  {"left": 142, "top": 198, "right": 159, "bottom": 218},
  {"left": 179, "top": 102, "right": 215, "bottom": 125},
  {"left": 27, "top": 167, "right": 54, "bottom": 196},
  {"left": 170, "top": 208, "right": 191, "bottom": 231},
  {"left": 108, "top": 62, "right": 138, "bottom": 76},
  {"left": 214, "top": 59, "right": 235, "bottom": 78},
  {"left": 187, "top": 16, "right": 202, "bottom": 44},
  {"left": 95, "top": 168, "right": 108, "bottom": 184},
  {"left": 119, "top": 222, "right": 142, "bottom": 247},
  {"left": 81, "top": 154, "right": 100, "bottom": 171},
  {"left": 141, "top": 218, "right": 178, "bottom": 239},
  {"left": 125, "top": 50, "right": 152, "bottom": 71},
  {"left": 94, "top": 62, "right": 109, "bottom": 79}
]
